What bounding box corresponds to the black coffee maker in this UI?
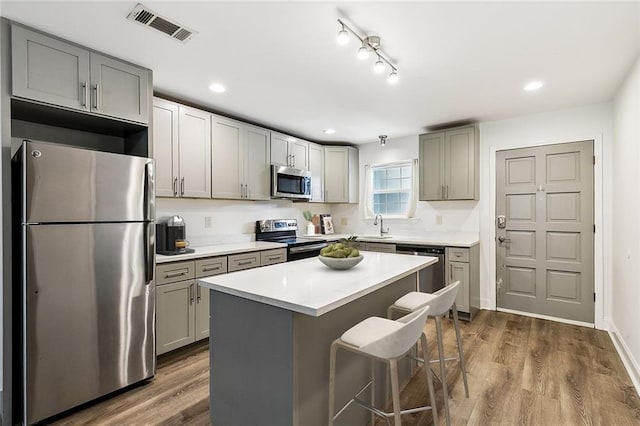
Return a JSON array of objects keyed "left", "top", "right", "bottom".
[{"left": 156, "top": 215, "right": 195, "bottom": 255}]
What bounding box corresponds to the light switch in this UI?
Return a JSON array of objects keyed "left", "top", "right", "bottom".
[
  {"left": 341, "top": 217, "right": 348, "bottom": 226},
  {"left": 435, "top": 215, "right": 442, "bottom": 225},
  {"left": 204, "top": 216, "right": 213, "bottom": 228}
]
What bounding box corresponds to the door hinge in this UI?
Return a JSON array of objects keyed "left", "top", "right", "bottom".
[
  {"left": 593, "top": 155, "right": 596, "bottom": 165},
  {"left": 594, "top": 224, "right": 596, "bottom": 233},
  {"left": 594, "top": 292, "right": 596, "bottom": 302}
]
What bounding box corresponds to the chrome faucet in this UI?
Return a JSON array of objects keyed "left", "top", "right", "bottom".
[{"left": 373, "top": 214, "right": 389, "bottom": 236}]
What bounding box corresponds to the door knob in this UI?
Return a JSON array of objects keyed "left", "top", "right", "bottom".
[{"left": 498, "top": 236, "right": 511, "bottom": 243}]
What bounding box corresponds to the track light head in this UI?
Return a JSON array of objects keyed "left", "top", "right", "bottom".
[
  {"left": 373, "top": 57, "right": 385, "bottom": 73},
  {"left": 379, "top": 135, "right": 387, "bottom": 146},
  {"left": 337, "top": 25, "right": 349, "bottom": 45},
  {"left": 388, "top": 70, "right": 399, "bottom": 84},
  {"left": 357, "top": 43, "right": 370, "bottom": 60}
]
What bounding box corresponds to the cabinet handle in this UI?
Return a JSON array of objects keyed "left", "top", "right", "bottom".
[
  {"left": 292, "top": 154, "right": 295, "bottom": 167},
  {"left": 238, "top": 260, "right": 253, "bottom": 266},
  {"left": 173, "top": 178, "right": 178, "bottom": 196},
  {"left": 445, "top": 185, "right": 449, "bottom": 200},
  {"left": 165, "top": 269, "right": 188, "bottom": 278},
  {"left": 181, "top": 177, "right": 185, "bottom": 196},
  {"left": 441, "top": 185, "right": 444, "bottom": 200},
  {"left": 189, "top": 284, "right": 194, "bottom": 304},
  {"left": 197, "top": 285, "right": 201, "bottom": 302},
  {"left": 81, "top": 82, "right": 88, "bottom": 107},
  {"left": 450, "top": 264, "right": 453, "bottom": 282},
  {"left": 202, "top": 266, "right": 221, "bottom": 272},
  {"left": 93, "top": 83, "right": 99, "bottom": 109},
  {"left": 267, "top": 256, "right": 280, "bottom": 261}
]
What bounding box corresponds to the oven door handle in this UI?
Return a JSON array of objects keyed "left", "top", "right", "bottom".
[{"left": 289, "top": 242, "right": 328, "bottom": 254}]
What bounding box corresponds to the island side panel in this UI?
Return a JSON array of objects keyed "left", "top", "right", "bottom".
[
  {"left": 210, "top": 291, "right": 293, "bottom": 426},
  {"left": 293, "top": 273, "right": 417, "bottom": 426}
]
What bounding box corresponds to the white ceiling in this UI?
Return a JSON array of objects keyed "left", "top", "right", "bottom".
[{"left": 1, "top": 1, "right": 639, "bottom": 144}]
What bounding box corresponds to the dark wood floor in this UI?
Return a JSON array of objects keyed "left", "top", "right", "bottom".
[{"left": 51, "top": 310, "right": 640, "bottom": 425}]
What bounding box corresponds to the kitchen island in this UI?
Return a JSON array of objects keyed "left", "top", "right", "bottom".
[{"left": 198, "top": 252, "right": 437, "bottom": 426}]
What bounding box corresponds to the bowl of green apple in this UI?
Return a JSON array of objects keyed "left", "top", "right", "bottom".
[{"left": 318, "top": 236, "right": 363, "bottom": 270}]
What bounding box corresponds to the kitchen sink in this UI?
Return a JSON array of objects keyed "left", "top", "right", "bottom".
[{"left": 358, "top": 235, "right": 393, "bottom": 240}]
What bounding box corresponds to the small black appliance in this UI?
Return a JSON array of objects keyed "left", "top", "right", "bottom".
[{"left": 156, "top": 215, "right": 195, "bottom": 255}]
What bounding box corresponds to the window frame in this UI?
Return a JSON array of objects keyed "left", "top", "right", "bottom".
[{"left": 368, "top": 160, "right": 414, "bottom": 219}]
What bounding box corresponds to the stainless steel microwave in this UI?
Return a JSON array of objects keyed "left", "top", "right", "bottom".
[{"left": 271, "top": 165, "right": 311, "bottom": 200}]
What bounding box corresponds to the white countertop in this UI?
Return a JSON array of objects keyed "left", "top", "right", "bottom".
[
  {"left": 198, "top": 252, "right": 438, "bottom": 317},
  {"left": 303, "top": 232, "right": 479, "bottom": 247},
  {"left": 156, "top": 241, "right": 287, "bottom": 264}
]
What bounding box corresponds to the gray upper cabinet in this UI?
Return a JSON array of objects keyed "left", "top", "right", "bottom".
[
  {"left": 270, "top": 132, "right": 309, "bottom": 170},
  {"left": 212, "top": 117, "right": 271, "bottom": 200},
  {"left": 308, "top": 142, "right": 325, "bottom": 203},
  {"left": 152, "top": 99, "right": 211, "bottom": 198},
  {"left": 324, "top": 146, "right": 358, "bottom": 203},
  {"left": 152, "top": 98, "right": 179, "bottom": 197},
  {"left": 419, "top": 125, "right": 478, "bottom": 201},
  {"left": 11, "top": 25, "right": 150, "bottom": 124}
]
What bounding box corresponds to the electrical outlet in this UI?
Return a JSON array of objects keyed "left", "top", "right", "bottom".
[
  {"left": 435, "top": 215, "right": 442, "bottom": 225},
  {"left": 341, "top": 217, "right": 348, "bottom": 226},
  {"left": 204, "top": 216, "right": 213, "bottom": 228}
]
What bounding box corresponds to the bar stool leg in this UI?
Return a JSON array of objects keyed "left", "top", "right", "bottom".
[
  {"left": 452, "top": 304, "right": 469, "bottom": 398},
  {"left": 421, "top": 333, "right": 439, "bottom": 426},
  {"left": 389, "top": 359, "right": 402, "bottom": 426},
  {"left": 329, "top": 343, "right": 337, "bottom": 426},
  {"left": 371, "top": 359, "right": 376, "bottom": 426},
  {"left": 435, "top": 315, "right": 451, "bottom": 426}
]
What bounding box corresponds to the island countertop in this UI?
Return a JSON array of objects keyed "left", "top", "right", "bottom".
[{"left": 198, "top": 252, "right": 438, "bottom": 317}]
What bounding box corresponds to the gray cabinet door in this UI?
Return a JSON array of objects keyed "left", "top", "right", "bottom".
[
  {"left": 90, "top": 53, "right": 149, "bottom": 124},
  {"left": 445, "top": 126, "right": 476, "bottom": 200},
  {"left": 245, "top": 126, "right": 271, "bottom": 200},
  {"left": 178, "top": 106, "right": 211, "bottom": 198},
  {"left": 448, "top": 261, "right": 470, "bottom": 313},
  {"left": 324, "top": 146, "right": 349, "bottom": 202},
  {"left": 419, "top": 132, "right": 444, "bottom": 200},
  {"left": 308, "top": 143, "right": 324, "bottom": 202},
  {"left": 156, "top": 280, "right": 196, "bottom": 355},
  {"left": 195, "top": 286, "right": 210, "bottom": 340},
  {"left": 270, "top": 132, "right": 290, "bottom": 166},
  {"left": 289, "top": 140, "right": 309, "bottom": 170},
  {"left": 12, "top": 25, "right": 90, "bottom": 112},
  {"left": 152, "top": 98, "right": 179, "bottom": 197},
  {"left": 212, "top": 116, "right": 244, "bottom": 199}
]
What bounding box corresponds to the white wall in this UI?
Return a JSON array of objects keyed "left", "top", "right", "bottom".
[
  {"left": 331, "top": 135, "right": 480, "bottom": 236},
  {"left": 156, "top": 198, "right": 333, "bottom": 246},
  {"left": 479, "top": 103, "right": 613, "bottom": 327},
  {"left": 611, "top": 56, "right": 640, "bottom": 392}
]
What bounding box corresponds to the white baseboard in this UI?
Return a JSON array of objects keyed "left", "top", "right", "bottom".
[
  {"left": 608, "top": 322, "right": 640, "bottom": 396},
  {"left": 496, "top": 307, "right": 594, "bottom": 328}
]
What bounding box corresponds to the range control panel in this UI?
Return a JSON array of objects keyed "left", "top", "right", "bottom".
[{"left": 256, "top": 219, "right": 298, "bottom": 234}]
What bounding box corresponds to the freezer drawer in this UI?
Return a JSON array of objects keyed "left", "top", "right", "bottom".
[{"left": 23, "top": 222, "right": 155, "bottom": 424}]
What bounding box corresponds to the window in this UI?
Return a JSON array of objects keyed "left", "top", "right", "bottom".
[{"left": 364, "top": 160, "right": 418, "bottom": 218}]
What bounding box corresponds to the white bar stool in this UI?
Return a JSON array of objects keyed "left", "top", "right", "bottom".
[
  {"left": 328, "top": 306, "right": 438, "bottom": 426},
  {"left": 387, "top": 281, "right": 469, "bottom": 426}
]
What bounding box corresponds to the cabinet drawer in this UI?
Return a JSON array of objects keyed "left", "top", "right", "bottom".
[
  {"left": 156, "top": 261, "right": 195, "bottom": 285},
  {"left": 446, "top": 247, "right": 469, "bottom": 263},
  {"left": 362, "top": 242, "right": 396, "bottom": 253},
  {"left": 196, "top": 256, "right": 228, "bottom": 278},
  {"left": 261, "top": 248, "right": 287, "bottom": 266},
  {"left": 228, "top": 252, "right": 260, "bottom": 272}
]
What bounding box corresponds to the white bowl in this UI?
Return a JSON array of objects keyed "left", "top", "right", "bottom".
[{"left": 318, "top": 255, "right": 363, "bottom": 270}]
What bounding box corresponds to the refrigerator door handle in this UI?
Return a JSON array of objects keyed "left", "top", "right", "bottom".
[
  {"left": 144, "top": 161, "right": 155, "bottom": 221},
  {"left": 145, "top": 222, "right": 155, "bottom": 284}
]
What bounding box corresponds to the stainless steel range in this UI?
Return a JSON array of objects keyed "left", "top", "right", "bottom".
[{"left": 255, "top": 219, "right": 327, "bottom": 261}]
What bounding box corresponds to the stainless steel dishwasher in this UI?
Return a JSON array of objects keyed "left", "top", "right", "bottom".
[{"left": 395, "top": 245, "right": 445, "bottom": 293}]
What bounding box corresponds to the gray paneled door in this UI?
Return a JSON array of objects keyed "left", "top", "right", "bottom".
[{"left": 496, "top": 141, "right": 594, "bottom": 323}]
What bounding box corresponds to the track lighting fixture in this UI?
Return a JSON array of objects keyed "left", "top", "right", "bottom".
[
  {"left": 379, "top": 135, "right": 387, "bottom": 146},
  {"left": 336, "top": 18, "right": 399, "bottom": 84}
]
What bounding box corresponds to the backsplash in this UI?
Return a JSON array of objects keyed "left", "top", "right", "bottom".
[{"left": 156, "top": 198, "right": 333, "bottom": 247}]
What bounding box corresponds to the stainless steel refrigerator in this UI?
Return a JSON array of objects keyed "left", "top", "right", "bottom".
[{"left": 14, "top": 140, "right": 156, "bottom": 424}]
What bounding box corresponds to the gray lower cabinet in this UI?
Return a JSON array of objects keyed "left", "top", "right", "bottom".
[
  {"left": 156, "top": 249, "right": 286, "bottom": 355},
  {"left": 445, "top": 246, "right": 480, "bottom": 320},
  {"left": 11, "top": 24, "right": 150, "bottom": 124},
  {"left": 156, "top": 256, "right": 226, "bottom": 355}
]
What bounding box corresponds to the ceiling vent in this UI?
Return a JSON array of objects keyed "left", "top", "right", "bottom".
[{"left": 127, "top": 3, "right": 196, "bottom": 43}]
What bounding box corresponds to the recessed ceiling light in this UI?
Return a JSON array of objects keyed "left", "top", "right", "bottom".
[
  {"left": 208, "top": 83, "right": 226, "bottom": 93},
  {"left": 323, "top": 129, "right": 336, "bottom": 135},
  {"left": 523, "top": 81, "right": 543, "bottom": 92}
]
